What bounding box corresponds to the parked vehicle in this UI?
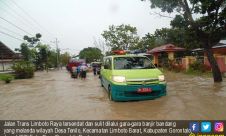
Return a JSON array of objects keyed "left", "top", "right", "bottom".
[
  {"left": 67, "top": 59, "right": 85, "bottom": 72},
  {"left": 100, "top": 53, "right": 166, "bottom": 101}
]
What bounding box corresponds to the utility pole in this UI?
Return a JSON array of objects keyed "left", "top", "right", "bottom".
[{"left": 51, "top": 38, "right": 60, "bottom": 70}]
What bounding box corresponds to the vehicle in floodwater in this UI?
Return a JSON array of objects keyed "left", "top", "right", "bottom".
[
  {"left": 100, "top": 51, "right": 166, "bottom": 101},
  {"left": 66, "top": 58, "right": 86, "bottom": 72}
]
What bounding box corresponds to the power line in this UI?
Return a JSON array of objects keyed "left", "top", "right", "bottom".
[
  {"left": 0, "top": 1, "right": 58, "bottom": 47},
  {"left": 0, "top": 0, "right": 41, "bottom": 34},
  {"left": 0, "top": 16, "right": 33, "bottom": 36},
  {"left": 9, "top": 0, "right": 55, "bottom": 38},
  {"left": 0, "top": 28, "right": 56, "bottom": 49},
  {"left": 0, "top": 31, "right": 23, "bottom": 42},
  {"left": 0, "top": 0, "right": 56, "bottom": 45},
  {"left": 0, "top": 10, "right": 35, "bottom": 34},
  {"left": 0, "top": 30, "right": 55, "bottom": 49},
  {"left": 0, "top": 22, "right": 53, "bottom": 48},
  {"left": 0, "top": 24, "right": 54, "bottom": 47},
  {"left": 6, "top": 0, "right": 58, "bottom": 46},
  {"left": 40, "top": 39, "right": 55, "bottom": 47},
  {"left": 0, "top": 25, "right": 24, "bottom": 37}
]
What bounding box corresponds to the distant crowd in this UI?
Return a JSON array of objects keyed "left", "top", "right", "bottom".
[
  {"left": 68, "top": 62, "right": 101, "bottom": 80},
  {"left": 70, "top": 63, "right": 88, "bottom": 80}
]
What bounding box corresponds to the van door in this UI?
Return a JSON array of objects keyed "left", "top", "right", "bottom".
[{"left": 102, "top": 58, "right": 112, "bottom": 88}]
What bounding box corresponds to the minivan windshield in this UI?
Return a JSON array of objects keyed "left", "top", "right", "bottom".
[{"left": 114, "top": 57, "right": 155, "bottom": 70}]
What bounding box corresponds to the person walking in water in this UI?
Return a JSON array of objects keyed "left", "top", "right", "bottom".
[
  {"left": 80, "top": 63, "right": 88, "bottom": 80},
  {"left": 93, "top": 65, "right": 97, "bottom": 76},
  {"left": 71, "top": 65, "right": 77, "bottom": 79},
  {"left": 77, "top": 64, "right": 81, "bottom": 78}
]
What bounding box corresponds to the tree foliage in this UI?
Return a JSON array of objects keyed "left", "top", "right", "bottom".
[
  {"left": 129, "top": 33, "right": 158, "bottom": 51},
  {"left": 19, "top": 43, "right": 33, "bottom": 61},
  {"left": 102, "top": 24, "right": 140, "bottom": 50},
  {"left": 23, "top": 33, "right": 42, "bottom": 46},
  {"left": 143, "top": 0, "right": 226, "bottom": 82},
  {"left": 34, "top": 44, "right": 50, "bottom": 70},
  {"left": 144, "top": 0, "right": 226, "bottom": 47},
  {"left": 60, "top": 52, "right": 71, "bottom": 65},
  {"left": 12, "top": 61, "right": 35, "bottom": 79},
  {"left": 47, "top": 50, "right": 58, "bottom": 68},
  {"left": 15, "top": 33, "right": 68, "bottom": 71},
  {"left": 79, "top": 47, "right": 103, "bottom": 63},
  {"left": 153, "top": 28, "right": 201, "bottom": 49}
]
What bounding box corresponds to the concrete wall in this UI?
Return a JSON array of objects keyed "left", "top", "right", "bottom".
[
  {"left": 204, "top": 55, "right": 226, "bottom": 73},
  {"left": 181, "top": 55, "right": 226, "bottom": 73},
  {"left": 181, "top": 56, "right": 196, "bottom": 70},
  {"left": 0, "top": 60, "right": 14, "bottom": 71}
]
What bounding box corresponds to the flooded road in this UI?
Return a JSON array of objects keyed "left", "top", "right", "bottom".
[{"left": 0, "top": 69, "right": 226, "bottom": 120}]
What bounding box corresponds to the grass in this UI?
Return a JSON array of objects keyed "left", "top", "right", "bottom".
[{"left": 0, "top": 74, "right": 14, "bottom": 83}]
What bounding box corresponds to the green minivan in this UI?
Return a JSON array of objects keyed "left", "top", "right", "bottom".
[{"left": 100, "top": 54, "right": 166, "bottom": 101}]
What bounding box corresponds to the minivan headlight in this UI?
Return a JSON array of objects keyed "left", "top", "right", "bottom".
[
  {"left": 158, "top": 75, "right": 165, "bottom": 82},
  {"left": 112, "top": 76, "right": 126, "bottom": 83}
]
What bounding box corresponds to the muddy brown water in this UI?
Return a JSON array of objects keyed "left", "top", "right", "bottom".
[{"left": 0, "top": 69, "right": 226, "bottom": 120}]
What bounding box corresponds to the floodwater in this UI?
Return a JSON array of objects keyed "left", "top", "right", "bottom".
[{"left": 0, "top": 69, "right": 226, "bottom": 120}]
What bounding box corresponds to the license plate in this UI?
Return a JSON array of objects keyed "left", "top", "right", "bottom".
[{"left": 137, "top": 88, "right": 152, "bottom": 93}]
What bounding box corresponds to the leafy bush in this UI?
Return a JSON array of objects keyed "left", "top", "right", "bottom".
[
  {"left": 12, "top": 61, "right": 35, "bottom": 79},
  {"left": 0, "top": 74, "right": 14, "bottom": 83},
  {"left": 189, "top": 61, "right": 209, "bottom": 73}
]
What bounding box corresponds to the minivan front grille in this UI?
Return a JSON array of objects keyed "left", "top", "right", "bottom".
[{"left": 126, "top": 78, "right": 159, "bottom": 85}]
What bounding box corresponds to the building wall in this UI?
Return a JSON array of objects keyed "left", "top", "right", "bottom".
[
  {"left": 181, "top": 56, "right": 196, "bottom": 70},
  {"left": 0, "top": 60, "right": 14, "bottom": 71},
  {"left": 204, "top": 55, "right": 226, "bottom": 73}
]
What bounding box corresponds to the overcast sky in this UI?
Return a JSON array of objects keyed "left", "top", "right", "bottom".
[{"left": 0, "top": 0, "right": 173, "bottom": 55}]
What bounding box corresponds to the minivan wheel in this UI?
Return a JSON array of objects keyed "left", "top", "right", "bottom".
[
  {"left": 100, "top": 78, "right": 104, "bottom": 87},
  {"left": 108, "top": 85, "right": 113, "bottom": 101}
]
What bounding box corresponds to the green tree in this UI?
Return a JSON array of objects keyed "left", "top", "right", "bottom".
[
  {"left": 23, "top": 33, "right": 42, "bottom": 46},
  {"left": 35, "top": 44, "right": 50, "bottom": 71},
  {"left": 79, "top": 47, "right": 103, "bottom": 63},
  {"left": 15, "top": 33, "right": 62, "bottom": 71},
  {"left": 140, "top": 33, "right": 159, "bottom": 49},
  {"left": 18, "top": 43, "right": 32, "bottom": 61},
  {"left": 15, "top": 42, "right": 37, "bottom": 62},
  {"left": 48, "top": 50, "right": 58, "bottom": 68},
  {"left": 154, "top": 28, "right": 184, "bottom": 46},
  {"left": 60, "top": 52, "right": 71, "bottom": 66},
  {"left": 143, "top": 0, "right": 226, "bottom": 82},
  {"left": 152, "top": 27, "right": 201, "bottom": 49},
  {"left": 130, "top": 33, "right": 157, "bottom": 50},
  {"left": 102, "top": 24, "right": 140, "bottom": 50},
  {"left": 16, "top": 33, "right": 42, "bottom": 62},
  {"left": 141, "top": 33, "right": 157, "bottom": 49}
]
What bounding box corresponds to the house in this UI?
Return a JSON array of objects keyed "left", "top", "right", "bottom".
[
  {"left": 147, "top": 44, "right": 186, "bottom": 66},
  {"left": 0, "top": 41, "right": 20, "bottom": 72},
  {"left": 147, "top": 42, "right": 226, "bottom": 74},
  {"left": 204, "top": 42, "right": 226, "bottom": 73}
]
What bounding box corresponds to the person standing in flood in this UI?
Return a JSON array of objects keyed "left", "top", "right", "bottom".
[
  {"left": 71, "top": 65, "right": 77, "bottom": 79},
  {"left": 80, "top": 63, "right": 88, "bottom": 80},
  {"left": 77, "top": 65, "right": 81, "bottom": 78},
  {"left": 93, "top": 65, "right": 97, "bottom": 76}
]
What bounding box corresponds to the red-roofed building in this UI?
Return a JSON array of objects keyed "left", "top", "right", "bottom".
[{"left": 147, "top": 44, "right": 186, "bottom": 66}]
